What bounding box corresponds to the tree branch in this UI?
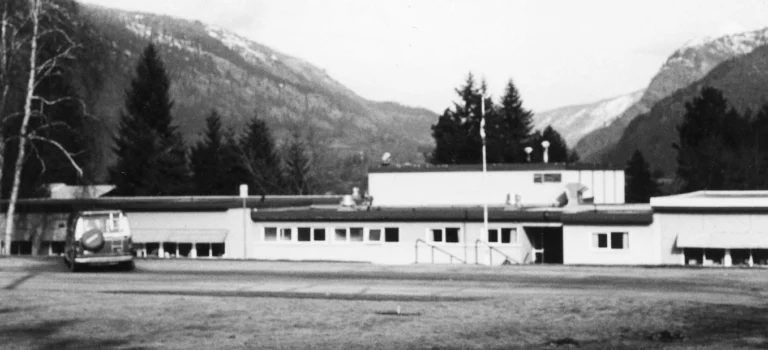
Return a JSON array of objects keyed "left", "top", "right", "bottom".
[{"left": 26, "top": 135, "right": 83, "bottom": 177}]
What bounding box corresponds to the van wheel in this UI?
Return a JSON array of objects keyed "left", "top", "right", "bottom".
[
  {"left": 119, "top": 261, "right": 135, "bottom": 272},
  {"left": 68, "top": 260, "right": 81, "bottom": 272}
]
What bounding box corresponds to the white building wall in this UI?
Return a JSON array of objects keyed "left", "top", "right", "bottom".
[
  {"left": 369, "top": 169, "right": 624, "bottom": 207},
  {"left": 563, "top": 224, "right": 658, "bottom": 265},
  {"left": 247, "top": 220, "right": 542, "bottom": 265},
  {"left": 656, "top": 212, "right": 768, "bottom": 265}
]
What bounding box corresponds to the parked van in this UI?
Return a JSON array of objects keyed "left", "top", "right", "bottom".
[{"left": 64, "top": 210, "right": 134, "bottom": 271}]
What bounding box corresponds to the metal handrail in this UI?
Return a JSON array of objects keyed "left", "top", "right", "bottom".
[
  {"left": 474, "top": 239, "right": 520, "bottom": 265},
  {"left": 414, "top": 239, "right": 466, "bottom": 264}
]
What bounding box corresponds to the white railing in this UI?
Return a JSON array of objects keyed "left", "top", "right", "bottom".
[
  {"left": 474, "top": 239, "right": 520, "bottom": 265},
  {"left": 414, "top": 239, "right": 466, "bottom": 264}
]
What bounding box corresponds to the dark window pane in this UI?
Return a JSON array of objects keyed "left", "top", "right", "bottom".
[
  {"left": 611, "top": 232, "right": 625, "bottom": 249},
  {"left": 369, "top": 229, "right": 382, "bottom": 241},
  {"left": 598, "top": 233, "right": 608, "bottom": 248},
  {"left": 501, "top": 228, "right": 514, "bottom": 243},
  {"left": 385, "top": 228, "right": 399, "bottom": 242},
  {"left": 534, "top": 174, "right": 543, "bottom": 183},
  {"left": 350, "top": 227, "right": 363, "bottom": 242},
  {"left": 335, "top": 228, "right": 346, "bottom": 241},
  {"left": 432, "top": 229, "right": 443, "bottom": 242},
  {"left": 544, "top": 173, "right": 562, "bottom": 183},
  {"left": 446, "top": 228, "right": 460, "bottom": 243},
  {"left": 298, "top": 227, "right": 311, "bottom": 242},
  {"left": 281, "top": 228, "right": 292, "bottom": 241},
  {"left": 211, "top": 243, "right": 225, "bottom": 257},
  {"left": 265, "top": 227, "right": 277, "bottom": 241},
  {"left": 488, "top": 229, "right": 498, "bottom": 243},
  {"left": 314, "top": 228, "right": 326, "bottom": 241}
]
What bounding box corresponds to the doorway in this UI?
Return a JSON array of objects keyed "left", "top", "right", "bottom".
[{"left": 525, "top": 226, "right": 563, "bottom": 264}]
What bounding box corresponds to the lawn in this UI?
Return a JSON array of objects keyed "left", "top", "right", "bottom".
[{"left": 0, "top": 258, "right": 767, "bottom": 349}]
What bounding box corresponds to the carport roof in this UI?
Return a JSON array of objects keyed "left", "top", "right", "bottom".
[
  {"left": 2, "top": 195, "right": 343, "bottom": 212},
  {"left": 677, "top": 232, "right": 768, "bottom": 249},
  {"left": 132, "top": 229, "right": 228, "bottom": 243},
  {"left": 651, "top": 191, "right": 768, "bottom": 212}
]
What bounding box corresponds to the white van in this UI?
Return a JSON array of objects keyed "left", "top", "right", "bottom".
[{"left": 64, "top": 210, "right": 134, "bottom": 271}]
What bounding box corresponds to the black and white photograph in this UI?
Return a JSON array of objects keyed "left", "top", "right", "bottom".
[{"left": 1, "top": 0, "right": 768, "bottom": 348}]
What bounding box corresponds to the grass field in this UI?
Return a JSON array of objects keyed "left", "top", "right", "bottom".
[{"left": 1, "top": 258, "right": 767, "bottom": 349}]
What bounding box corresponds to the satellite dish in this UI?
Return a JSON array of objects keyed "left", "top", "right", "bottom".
[{"left": 381, "top": 152, "right": 391, "bottom": 166}]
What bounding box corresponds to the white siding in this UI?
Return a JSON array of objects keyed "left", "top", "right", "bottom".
[{"left": 563, "top": 224, "right": 658, "bottom": 265}]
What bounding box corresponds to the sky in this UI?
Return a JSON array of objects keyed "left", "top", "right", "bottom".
[{"left": 80, "top": 0, "right": 768, "bottom": 113}]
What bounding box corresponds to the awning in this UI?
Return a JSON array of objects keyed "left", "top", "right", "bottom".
[
  {"left": 132, "top": 229, "right": 228, "bottom": 243},
  {"left": 676, "top": 232, "right": 768, "bottom": 249}
]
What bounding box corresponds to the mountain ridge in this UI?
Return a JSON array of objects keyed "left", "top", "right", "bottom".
[
  {"left": 574, "top": 26, "right": 768, "bottom": 163},
  {"left": 80, "top": 3, "right": 437, "bottom": 186}
]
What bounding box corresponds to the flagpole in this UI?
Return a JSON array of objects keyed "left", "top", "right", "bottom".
[{"left": 481, "top": 94, "right": 489, "bottom": 256}]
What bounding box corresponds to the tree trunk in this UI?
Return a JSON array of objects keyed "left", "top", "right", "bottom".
[{"left": 3, "top": 0, "right": 38, "bottom": 256}]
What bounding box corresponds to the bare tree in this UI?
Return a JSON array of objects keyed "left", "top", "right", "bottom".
[{"left": 2, "top": 0, "right": 83, "bottom": 255}]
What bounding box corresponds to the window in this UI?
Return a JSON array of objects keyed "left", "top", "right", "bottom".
[
  {"left": 314, "top": 228, "right": 326, "bottom": 242},
  {"left": 534, "top": 173, "right": 562, "bottom": 183},
  {"left": 369, "top": 229, "right": 382, "bottom": 242},
  {"left": 488, "top": 229, "right": 499, "bottom": 242},
  {"left": 501, "top": 228, "right": 517, "bottom": 244},
  {"left": 384, "top": 228, "right": 399, "bottom": 242},
  {"left": 543, "top": 173, "right": 562, "bottom": 183},
  {"left": 488, "top": 228, "right": 518, "bottom": 244},
  {"left": 350, "top": 227, "right": 364, "bottom": 242},
  {"left": 431, "top": 228, "right": 460, "bottom": 243},
  {"left": 593, "top": 232, "right": 628, "bottom": 250},
  {"left": 335, "top": 228, "right": 346, "bottom": 241},
  {"left": 265, "top": 227, "right": 277, "bottom": 241},
  {"left": 334, "top": 227, "right": 364, "bottom": 242},
  {"left": 265, "top": 227, "right": 292, "bottom": 242},
  {"left": 611, "top": 232, "right": 628, "bottom": 249},
  {"left": 298, "top": 227, "right": 311, "bottom": 242}
]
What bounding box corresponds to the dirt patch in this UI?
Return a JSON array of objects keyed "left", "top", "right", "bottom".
[{"left": 104, "top": 289, "right": 482, "bottom": 302}]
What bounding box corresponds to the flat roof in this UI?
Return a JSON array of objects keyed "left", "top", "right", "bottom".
[
  {"left": 251, "top": 205, "right": 653, "bottom": 225},
  {"left": 369, "top": 162, "right": 624, "bottom": 173},
  {"left": 651, "top": 190, "right": 768, "bottom": 212},
  {"left": 2, "top": 195, "right": 344, "bottom": 213}
]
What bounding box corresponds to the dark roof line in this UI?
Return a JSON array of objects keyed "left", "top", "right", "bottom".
[
  {"left": 2, "top": 195, "right": 344, "bottom": 212},
  {"left": 369, "top": 162, "right": 624, "bottom": 173}
]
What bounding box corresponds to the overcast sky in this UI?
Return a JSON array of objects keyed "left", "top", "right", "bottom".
[{"left": 80, "top": 0, "right": 768, "bottom": 113}]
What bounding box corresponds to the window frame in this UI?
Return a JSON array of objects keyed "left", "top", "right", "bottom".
[
  {"left": 429, "top": 227, "right": 461, "bottom": 244},
  {"left": 331, "top": 227, "right": 365, "bottom": 243},
  {"left": 592, "top": 232, "right": 629, "bottom": 250},
  {"left": 533, "top": 172, "right": 563, "bottom": 184},
  {"left": 485, "top": 226, "right": 520, "bottom": 245},
  {"left": 263, "top": 226, "right": 294, "bottom": 242}
]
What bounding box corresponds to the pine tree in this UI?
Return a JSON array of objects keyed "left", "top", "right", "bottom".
[
  {"left": 529, "top": 126, "right": 569, "bottom": 163},
  {"left": 283, "top": 129, "right": 313, "bottom": 195},
  {"left": 496, "top": 80, "right": 534, "bottom": 162},
  {"left": 190, "top": 110, "right": 225, "bottom": 194},
  {"left": 430, "top": 73, "right": 489, "bottom": 164},
  {"left": 110, "top": 44, "right": 189, "bottom": 196},
  {"left": 625, "top": 150, "right": 658, "bottom": 203},
  {"left": 239, "top": 113, "right": 284, "bottom": 195},
  {"left": 674, "top": 87, "right": 736, "bottom": 192}
]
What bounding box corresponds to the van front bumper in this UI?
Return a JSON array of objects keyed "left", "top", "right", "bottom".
[{"left": 75, "top": 255, "right": 133, "bottom": 264}]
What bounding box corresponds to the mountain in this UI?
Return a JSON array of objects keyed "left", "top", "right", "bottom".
[
  {"left": 533, "top": 90, "right": 643, "bottom": 147},
  {"left": 602, "top": 43, "right": 768, "bottom": 176},
  {"left": 574, "top": 27, "right": 768, "bottom": 163},
  {"left": 79, "top": 4, "right": 437, "bottom": 187}
]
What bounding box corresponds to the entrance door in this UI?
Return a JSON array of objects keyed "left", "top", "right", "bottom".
[{"left": 525, "top": 226, "right": 563, "bottom": 264}]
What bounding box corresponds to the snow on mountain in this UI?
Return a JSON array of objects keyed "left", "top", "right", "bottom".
[
  {"left": 533, "top": 90, "right": 643, "bottom": 147},
  {"left": 574, "top": 26, "right": 768, "bottom": 162}
]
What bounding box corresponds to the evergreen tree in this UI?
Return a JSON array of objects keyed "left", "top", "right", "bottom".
[
  {"left": 674, "top": 87, "right": 742, "bottom": 192},
  {"left": 190, "top": 110, "right": 240, "bottom": 195},
  {"left": 528, "top": 126, "right": 570, "bottom": 163},
  {"left": 239, "top": 113, "right": 284, "bottom": 195},
  {"left": 496, "top": 80, "right": 534, "bottom": 162},
  {"left": 430, "top": 73, "right": 489, "bottom": 164},
  {"left": 110, "top": 44, "right": 190, "bottom": 196},
  {"left": 283, "top": 129, "right": 313, "bottom": 195},
  {"left": 625, "top": 150, "right": 658, "bottom": 203}
]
